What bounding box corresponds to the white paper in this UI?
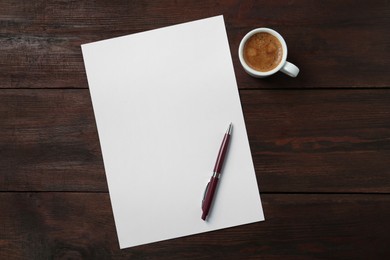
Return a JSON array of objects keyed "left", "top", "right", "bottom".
[{"left": 81, "top": 15, "right": 264, "bottom": 249}]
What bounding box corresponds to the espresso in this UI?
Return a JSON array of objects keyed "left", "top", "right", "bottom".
[{"left": 243, "top": 32, "right": 283, "bottom": 72}]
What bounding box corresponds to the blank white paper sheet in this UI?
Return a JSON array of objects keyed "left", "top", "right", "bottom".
[{"left": 81, "top": 15, "right": 264, "bottom": 249}]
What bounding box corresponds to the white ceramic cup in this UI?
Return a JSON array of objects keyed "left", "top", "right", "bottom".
[{"left": 238, "top": 28, "right": 299, "bottom": 78}]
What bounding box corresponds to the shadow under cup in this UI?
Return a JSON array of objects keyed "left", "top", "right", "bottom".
[{"left": 238, "top": 28, "right": 299, "bottom": 78}]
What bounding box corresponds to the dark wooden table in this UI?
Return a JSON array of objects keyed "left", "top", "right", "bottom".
[{"left": 1, "top": 1, "right": 389, "bottom": 259}]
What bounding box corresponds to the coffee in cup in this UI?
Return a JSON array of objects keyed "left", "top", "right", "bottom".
[
  {"left": 243, "top": 32, "right": 283, "bottom": 72},
  {"left": 238, "top": 28, "right": 299, "bottom": 78}
]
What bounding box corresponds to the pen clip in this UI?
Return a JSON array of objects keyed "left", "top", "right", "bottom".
[{"left": 202, "top": 182, "right": 210, "bottom": 209}]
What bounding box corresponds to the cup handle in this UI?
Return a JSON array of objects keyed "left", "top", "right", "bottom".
[{"left": 280, "top": 61, "right": 299, "bottom": 77}]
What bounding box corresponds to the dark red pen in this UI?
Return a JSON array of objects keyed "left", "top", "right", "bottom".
[{"left": 202, "top": 123, "right": 233, "bottom": 221}]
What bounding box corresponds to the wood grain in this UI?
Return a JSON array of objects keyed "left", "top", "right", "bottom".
[
  {"left": 1, "top": 89, "right": 389, "bottom": 192},
  {"left": 243, "top": 89, "right": 390, "bottom": 193},
  {"left": 1, "top": 193, "right": 389, "bottom": 259},
  {"left": 0, "top": 89, "right": 105, "bottom": 192},
  {"left": 0, "top": 0, "right": 389, "bottom": 89}
]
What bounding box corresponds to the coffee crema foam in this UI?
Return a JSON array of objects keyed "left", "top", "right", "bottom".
[{"left": 243, "top": 32, "right": 283, "bottom": 72}]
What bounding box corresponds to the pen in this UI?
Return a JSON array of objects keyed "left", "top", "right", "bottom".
[{"left": 202, "top": 123, "right": 233, "bottom": 221}]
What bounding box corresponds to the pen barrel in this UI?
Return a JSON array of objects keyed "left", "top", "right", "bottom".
[
  {"left": 202, "top": 177, "right": 219, "bottom": 218},
  {"left": 213, "top": 133, "right": 231, "bottom": 173}
]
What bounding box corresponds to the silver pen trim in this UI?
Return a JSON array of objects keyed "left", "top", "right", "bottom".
[{"left": 226, "top": 123, "right": 233, "bottom": 135}]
